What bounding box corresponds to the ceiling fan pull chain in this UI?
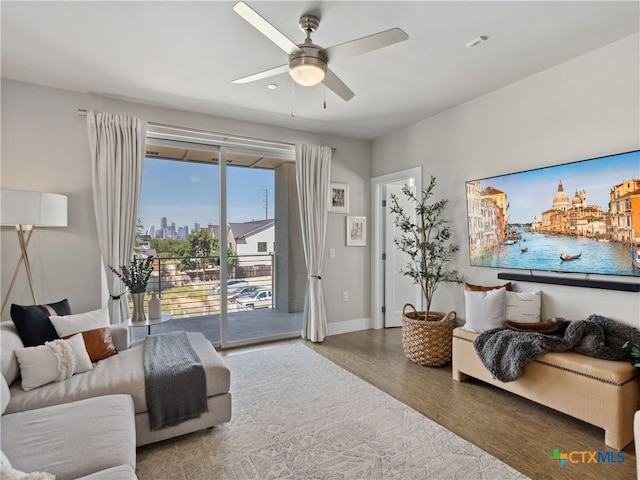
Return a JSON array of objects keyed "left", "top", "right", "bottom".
[
  {"left": 323, "top": 83, "right": 327, "bottom": 109},
  {"left": 291, "top": 80, "right": 296, "bottom": 117}
]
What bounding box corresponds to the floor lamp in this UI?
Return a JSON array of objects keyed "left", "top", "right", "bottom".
[{"left": 1, "top": 189, "right": 68, "bottom": 316}]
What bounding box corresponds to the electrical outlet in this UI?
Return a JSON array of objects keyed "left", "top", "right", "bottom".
[
  {"left": 329, "top": 248, "right": 335, "bottom": 258},
  {"left": 342, "top": 291, "right": 348, "bottom": 301}
]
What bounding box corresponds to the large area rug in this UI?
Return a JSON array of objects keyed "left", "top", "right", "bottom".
[{"left": 136, "top": 344, "right": 527, "bottom": 479}]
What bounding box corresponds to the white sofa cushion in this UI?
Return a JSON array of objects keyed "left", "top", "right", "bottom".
[
  {"left": 49, "top": 308, "right": 109, "bottom": 337},
  {"left": 1, "top": 375, "right": 9, "bottom": 415},
  {"left": 14, "top": 341, "right": 73, "bottom": 391},
  {"left": 1, "top": 395, "right": 136, "bottom": 480},
  {"left": 13, "top": 335, "right": 93, "bottom": 391},
  {"left": 75, "top": 465, "right": 137, "bottom": 480},
  {"left": 65, "top": 333, "right": 93, "bottom": 373},
  {"left": 1, "top": 322, "right": 24, "bottom": 385}
]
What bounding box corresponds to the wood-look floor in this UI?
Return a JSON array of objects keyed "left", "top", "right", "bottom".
[{"left": 227, "top": 328, "right": 637, "bottom": 480}]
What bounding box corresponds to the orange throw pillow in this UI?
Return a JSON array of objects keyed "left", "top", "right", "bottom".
[
  {"left": 64, "top": 327, "right": 117, "bottom": 362},
  {"left": 465, "top": 282, "right": 513, "bottom": 292}
]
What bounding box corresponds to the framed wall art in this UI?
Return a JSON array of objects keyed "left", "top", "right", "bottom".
[
  {"left": 329, "top": 182, "right": 349, "bottom": 213},
  {"left": 346, "top": 216, "right": 366, "bottom": 246}
]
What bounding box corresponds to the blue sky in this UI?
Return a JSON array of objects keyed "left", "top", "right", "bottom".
[
  {"left": 138, "top": 158, "right": 274, "bottom": 232},
  {"left": 469, "top": 150, "right": 640, "bottom": 223}
]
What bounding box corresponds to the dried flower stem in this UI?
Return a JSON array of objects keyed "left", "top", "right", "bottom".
[{"left": 109, "top": 256, "right": 154, "bottom": 294}]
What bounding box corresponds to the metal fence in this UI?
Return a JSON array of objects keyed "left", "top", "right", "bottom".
[{"left": 137, "top": 253, "right": 274, "bottom": 319}]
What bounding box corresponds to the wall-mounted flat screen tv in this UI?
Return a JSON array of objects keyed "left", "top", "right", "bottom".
[{"left": 465, "top": 150, "right": 640, "bottom": 277}]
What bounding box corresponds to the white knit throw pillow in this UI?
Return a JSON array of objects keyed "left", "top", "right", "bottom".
[
  {"left": 0, "top": 464, "right": 55, "bottom": 479},
  {"left": 14, "top": 339, "right": 77, "bottom": 391}
]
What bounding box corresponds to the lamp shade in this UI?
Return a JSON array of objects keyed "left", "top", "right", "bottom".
[{"left": 1, "top": 189, "right": 68, "bottom": 227}]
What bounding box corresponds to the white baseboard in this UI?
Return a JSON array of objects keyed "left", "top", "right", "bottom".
[{"left": 327, "top": 317, "right": 372, "bottom": 336}]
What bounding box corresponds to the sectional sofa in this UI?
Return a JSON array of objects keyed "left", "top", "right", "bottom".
[{"left": 1, "top": 317, "right": 232, "bottom": 479}]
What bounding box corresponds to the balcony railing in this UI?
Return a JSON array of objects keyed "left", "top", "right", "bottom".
[{"left": 134, "top": 253, "right": 274, "bottom": 319}]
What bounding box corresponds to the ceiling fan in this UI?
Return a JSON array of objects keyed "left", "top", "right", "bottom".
[{"left": 232, "top": 1, "right": 409, "bottom": 101}]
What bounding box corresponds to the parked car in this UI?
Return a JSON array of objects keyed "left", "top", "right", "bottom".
[
  {"left": 211, "top": 279, "right": 248, "bottom": 295},
  {"left": 227, "top": 285, "right": 260, "bottom": 302},
  {"left": 236, "top": 288, "right": 273, "bottom": 310}
]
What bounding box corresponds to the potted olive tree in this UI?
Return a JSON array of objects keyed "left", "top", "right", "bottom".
[{"left": 389, "top": 175, "right": 463, "bottom": 366}]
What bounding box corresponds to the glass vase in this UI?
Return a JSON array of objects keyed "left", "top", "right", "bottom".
[{"left": 130, "top": 292, "right": 146, "bottom": 322}]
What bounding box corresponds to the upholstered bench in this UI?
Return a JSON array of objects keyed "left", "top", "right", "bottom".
[{"left": 452, "top": 327, "right": 640, "bottom": 450}]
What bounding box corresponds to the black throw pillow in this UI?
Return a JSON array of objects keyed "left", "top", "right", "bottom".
[{"left": 10, "top": 299, "right": 72, "bottom": 347}]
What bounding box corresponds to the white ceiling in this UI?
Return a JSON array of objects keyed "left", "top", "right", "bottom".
[{"left": 2, "top": 1, "right": 639, "bottom": 140}]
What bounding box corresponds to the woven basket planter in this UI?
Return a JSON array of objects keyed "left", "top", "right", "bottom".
[{"left": 402, "top": 304, "right": 456, "bottom": 366}]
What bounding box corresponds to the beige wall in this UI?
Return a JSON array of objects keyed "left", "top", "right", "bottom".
[
  {"left": 0, "top": 80, "right": 372, "bottom": 330},
  {"left": 372, "top": 34, "right": 640, "bottom": 327}
]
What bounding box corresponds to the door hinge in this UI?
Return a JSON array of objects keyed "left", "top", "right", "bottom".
[
  {"left": 381, "top": 252, "right": 386, "bottom": 260},
  {"left": 381, "top": 305, "right": 386, "bottom": 313},
  {"left": 382, "top": 199, "right": 386, "bottom": 207}
]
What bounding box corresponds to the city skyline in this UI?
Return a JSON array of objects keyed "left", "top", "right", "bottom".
[{"left": 139, "top": 157, "right": 274, "bottom": 233}]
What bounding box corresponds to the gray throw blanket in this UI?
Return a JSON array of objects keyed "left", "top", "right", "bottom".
[
  {"left": 144, "top": 332, "right": 209, "bottom": 431},
  {"left": 473, "top": 314, "right": 640, "bottom": 383}
]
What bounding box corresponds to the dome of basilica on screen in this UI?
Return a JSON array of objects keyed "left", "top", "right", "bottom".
[{"left": 552, "top": 180, "right": 570, "bottom": 212}]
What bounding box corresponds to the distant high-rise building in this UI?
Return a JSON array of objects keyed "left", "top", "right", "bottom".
[
  {"left": 165, "top": 221, "right": 176, "bottom": 239},
  {"left": 194, "top": 222, "right": 200, "bottom": 234},
  {"left": 161, "top": 216, "right": 168, "bottom": 230}
]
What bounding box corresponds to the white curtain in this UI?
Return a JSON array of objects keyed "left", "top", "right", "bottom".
[
  {"left": 295, "top": 144, "right": 332, "bottom": 342},
  {"left": 87, "top": 111, "right": 147, "bottom": 324}
]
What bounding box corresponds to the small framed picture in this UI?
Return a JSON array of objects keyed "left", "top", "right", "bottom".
[
  {"left": 346, "top": 216, "right": 366, "bottom": 246},
  {"left": 329, "top": 182, "right": 349, "bottom": 213}
]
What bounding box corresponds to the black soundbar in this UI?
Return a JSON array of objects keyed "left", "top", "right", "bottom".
[{"left": 497, "top": 272, "right": 640, "bottom": 292}]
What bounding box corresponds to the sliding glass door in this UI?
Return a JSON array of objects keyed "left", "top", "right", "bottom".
[
  {"left": 137, "top": 138, "right": 303, "bottom": 348},
  {"left": 222, "top": 148, "right": 304, "bottom": 345}
]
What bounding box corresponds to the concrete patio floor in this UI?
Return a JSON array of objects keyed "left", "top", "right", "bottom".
[{"left": 130, "top": 307, "right": 303, "bottom": 346}]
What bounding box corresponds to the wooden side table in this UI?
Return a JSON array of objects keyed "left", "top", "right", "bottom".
[{"left": 128, "top": 314, "right": 172, "bottom": 335}]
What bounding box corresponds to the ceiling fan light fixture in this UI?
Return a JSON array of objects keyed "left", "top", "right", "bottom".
[{"left": 289, "top": 55, "right": 326, "bottom": 87}]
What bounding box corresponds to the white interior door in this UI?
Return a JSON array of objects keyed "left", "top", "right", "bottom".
[{"left": 383, "top": 183, "right": 422, "bottom": 327}]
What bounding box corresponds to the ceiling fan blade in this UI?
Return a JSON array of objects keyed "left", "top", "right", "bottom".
[
  {"left": 324, "top": 28, "right": 408, "bottom": 63},
  {"left": 233, "top": 2, "right": 302, "bottom": 55},
  {"left": 232, "top": 64, "right": 289, "bottom": 84},
  {"left": 324, "top": 69, "right": 355, "bottom": 102}
]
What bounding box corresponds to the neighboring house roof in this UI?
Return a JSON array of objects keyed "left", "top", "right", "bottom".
[
  {"left": 202, "top": 225, "right": 221, "bottom": 238},
  {"left": 230, "top": 219, "right": 274, "bottom": 239},
  {"left": 201, "top": 220, "right": 274, "bottom": 241}
]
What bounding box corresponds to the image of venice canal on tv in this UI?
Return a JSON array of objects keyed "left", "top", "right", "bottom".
[{"left": 465, "top": 150, "right": 640, "bottom": 277}]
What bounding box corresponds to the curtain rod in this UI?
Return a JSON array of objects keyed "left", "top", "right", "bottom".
[{"left": 77, "top": 109, "right": 336, "bottom": 153}]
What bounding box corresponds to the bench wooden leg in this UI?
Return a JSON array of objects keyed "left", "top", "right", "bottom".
[
  {"left": 604, "top": 426, "right": 633, "bottom": 451},
  {"left": 452, "top": 370, "right": 469, "bottom": 381},
  {"left": 452, "top": 362, "right": 469, "bottom": 381},
  {"left": 604, "top": 430, "right": 633, "bottom": 450}
]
